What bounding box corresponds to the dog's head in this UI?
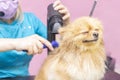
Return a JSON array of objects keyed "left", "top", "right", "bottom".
[{"left": 58, "top": 16, "right": 104, "bottom": 49}]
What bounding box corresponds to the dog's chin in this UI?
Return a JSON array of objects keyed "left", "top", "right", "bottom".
[{"left": 82, "top": 38, "right": 98, "bottom": 43}]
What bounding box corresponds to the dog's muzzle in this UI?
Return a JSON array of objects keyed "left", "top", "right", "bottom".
[{"left": 82, "top": 32, "right": 99, "bottom": 43}]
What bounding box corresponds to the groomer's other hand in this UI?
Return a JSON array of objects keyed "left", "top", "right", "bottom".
[
  {"left": 53, "top": 0, "right": 70, "bottom": 25},
  {"left": 14, "top": 34, "right": 54, "bottom": 55}
]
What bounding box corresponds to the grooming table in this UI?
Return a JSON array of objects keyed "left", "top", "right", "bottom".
[{"left": 0, "top": 71, "right": 119, "bottom": 80}]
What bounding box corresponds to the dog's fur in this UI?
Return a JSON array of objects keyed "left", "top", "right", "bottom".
[{"left": 35, "top": 16, "right": 106, "bottom": 80}]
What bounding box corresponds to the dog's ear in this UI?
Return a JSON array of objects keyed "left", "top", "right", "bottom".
[
  {"left": 58, "top": 27, "right": 66, "bottom": 35},
  {"left": 58, "top": 23, "right": 71, "bottom": 35},
  {"left": 58, "top": 23, "right": 74, "bottom": 41}
]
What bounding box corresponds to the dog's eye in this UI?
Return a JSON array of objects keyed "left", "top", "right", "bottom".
[
  {"left": 95, "top": 29, "right": 99, "bottom": 31},
  {"left": 82, "top": 31, "right": 88, "bottom": 34}
]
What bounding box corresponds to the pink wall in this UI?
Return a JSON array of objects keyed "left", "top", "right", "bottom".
[{"left": 20, "top": 0, "right": 120, "bottom": 75}]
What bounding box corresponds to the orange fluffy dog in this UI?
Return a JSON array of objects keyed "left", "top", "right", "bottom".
[{"left": 35, "top": 16, "right": 106, "bottom": 80}]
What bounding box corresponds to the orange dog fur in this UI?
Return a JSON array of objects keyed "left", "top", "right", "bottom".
[{"left": 35, "top": 16, "right": 106, "bottom": 80}]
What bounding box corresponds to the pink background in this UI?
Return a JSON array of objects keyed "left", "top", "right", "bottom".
[{"left": 20, "top": 0, "right": 120, "bottom": 75}]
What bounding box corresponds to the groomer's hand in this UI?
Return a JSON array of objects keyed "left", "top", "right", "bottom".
[
  {"left": 14, "top": 34, "right": 54, "bottom": 55},
  {"left": 53, "top": 0, "right": 70, "bottom": 25}
]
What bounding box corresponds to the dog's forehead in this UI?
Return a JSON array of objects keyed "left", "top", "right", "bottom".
[{"left": 74, "top": 17, "right": 101, "bottom": 30}]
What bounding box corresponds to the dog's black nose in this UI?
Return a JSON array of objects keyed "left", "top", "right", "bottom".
[{"left": 93, "top": 32, "right": 98, "bottom": 38}]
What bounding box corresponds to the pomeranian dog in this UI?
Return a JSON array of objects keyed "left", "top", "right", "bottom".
[{"left": 35, "top": 16, "right": 106, "bottom": 80}]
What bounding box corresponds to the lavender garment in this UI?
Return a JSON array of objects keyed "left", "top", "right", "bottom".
[{"left": 0, "top": 0, "right": 18, "bottom": 19}]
